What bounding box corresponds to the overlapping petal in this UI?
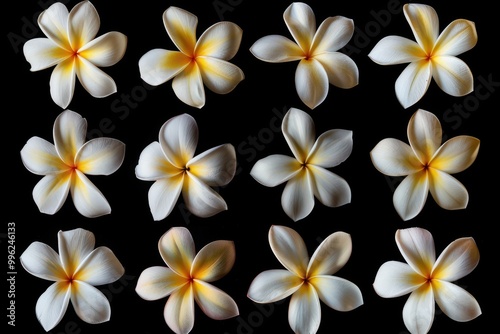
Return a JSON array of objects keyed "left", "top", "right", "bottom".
[
  {"left": 172, "top": 62, "right": 206, "bottom": 108},
  {"left": 36, "top": 281, "right": 71, "bottom": 332},
  {"left": 314, "top": 52, "right": 359, "bottom": 89},
  {"left": 79, "top": 32, "right": 127, "bottom": 67},
  {"left": 370, "top": 138, "right": 422, "bottom": 176},
  {"left": 148, "top": 176, "right": 184, "bottom": 221},
  {"left": 395, "top": 60, "right": 432, "bottom": 109},
  {"left": 368, "top": 36, "right": 424, "bottom": 65},
  {"left": 70, "top": 280, "right": 111, "bottom": 324},
  {"left": 136, "top": 266, "right": 188, "bottom": 301},
  {"left": 393, "top": 171, "right": 429, "bottom": 221},
  {"left": 428, "top": 169, "right": 469, "bottom": 210},
  {"left": 139, "top": 49, "right": 191, "bottom": 86},
  {"left": 283, "top": 2, "right": 316, "bottom": 52},
  {"left": 282, "top": 107, "right": 315, "bottom": 163},
  {"left": 164, "top": 284, "right": 195, "bottom": 334},
  {"left": 311, "top": 16, "right": 354, "bottom": 54},
  {"left": 192, "top": 280, "right": 239, "bottom": 319},
  {"left": 295, "top": 58, "right": 329, "bottom": 109},
  {"left": 403, "top": 287, "right": 435, "bottom": 334},
  {"left": 163, "top": 6, "right": 198, "bottom": 56},
  {"left": 432, "top": 237, "right": 479, "bottom": 281},
  {"left": 76, "top": 138, "right": 125, "bottom": 175},
  {"left": 70, "top": 170, "right": 112, "bottom": 218},
  {"left": 159, "top": 114, "right": 198, "bottom": 168},
  {"left": 269, "top": 225, "right": 309, "bottom": 277},
  {"left": 281, "top": 169, "right": 315, "bottom": 222},
  {"left": 159, "top": 227, "right": 196, "bottom": 278},
  {"left": 53, "top": 109, "right": 87, "bottom": 166},
  {"left": 250, "top": 35, "right": 304, "bottom": 62},
  {"left": 247, "top": 269, "right": 303, "bottom": 303},
  {"left": 431, "top": 56, "right": 473, "bottom": 96},
  {"left": 196, "top": 57, "right": 244, "bottom": 94},
  {"left": 191, "top": 241, "right": 235, "bottom": 282},
  {"left": 250, "top": 155, "right": 301, "bottom": 187},
  {"left": 307, "top": 232, "right": 351, "bottom": 277},
  {"left": 310, "top": 275, "right": 363, "bottom": 311},
  {"left": 74, "top": 247, "right": 125, "bottom": 285},
  {"left": 430, "top": 136, "right": 479, "bottom": 173},
  {"left": 74, "top": 56, "right": 118, "bottom": 98},
  {"left": 195, "top": 22, "right": 242, "bottom": 59},
  {"left": 289, "top": 283, "right": 322, "bottom": 334},
  {"left": 433, "top": 281, "right": 481, "bottom": 321},
  {"left": 187, "top": 144, "right": 236, "bottom": 187},
  {"left": 373, "top": 261, "right": 423, "bottom": 298},
  {"left": 21, "top": 137, "right": 67, "bottom": 175},
  {"left": 20, "top": 242, "right": 66, "bottom": 281},
  {"left": 182, "top": 173, "right": 228, "bottom": 217}
]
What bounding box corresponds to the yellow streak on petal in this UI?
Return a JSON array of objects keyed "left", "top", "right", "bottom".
[
  {"left": 44, "top": 170, "right": 73, "bottom": 199},
  {"left": 163, "top": 52, "right": 192, "bottom": 71},
  {"left": 172, "top": 20, "right": 196, "bottom": 56}
]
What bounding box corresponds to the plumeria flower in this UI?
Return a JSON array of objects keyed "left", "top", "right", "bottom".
[
  {"left": 136, "top": 226, "right": 238, "bottom": 334},
  {"left": 370, "top": 108, "right": 479, "bottom": 221},
  {"left": 135, "top": 113, "right": 236, "bottom": 220},
  {"left": 139, "top": 6, "right": 244, "bottom": 108},
  {"left": 250, "top": 107, "right": 352, "bottom": 221},
  {"left": 20, "top": 109, "right": 126, "bottom": 218},
  {"left": 23, "top": 1, "right": 127, "bottom": 109},
  {"left": 20, "top": 228, "right": 125, "bottom": 332},
  {"left": 368, "top": 3, "right": 477, "bottom": 108},
  {"left": 373, "top": 227, "right": 481, "bottom": 334},
  {"left": 250, "top": 2, "right": 358, "bottom": 109},
  {"left": 248, "top": 225, "right": 363, "bottom": 334}
]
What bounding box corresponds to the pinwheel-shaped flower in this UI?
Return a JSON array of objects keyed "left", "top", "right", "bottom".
[
  {"left": 20, "top": 228, "right": 125, "bottom": 332},
  {"left": 136, "top": 226, "right": 238, "bottom": 334},
  {"left": 135, "top": 113, "right": 236, "bottom": 220},
  {"left": 250, "top": 2, "right": 358, "bottom": 109},
  {"left": 368, "top": 3, "right": 477, "bottom": 108},
  {"left": 139, "top": 6, "right": 244, "bottom": 109},
  {"left": 248, "top": 225, "right": 363, "bottom": 334},
  {"left": 20, "top": 110, "right": 126, "bottom": 218},
  {"left": 23, "top": 1, "right": 127, "bottom": 109},
  {"left": 373, "top": 227, "right": 481, "bottom": 334},
  {"left": 370, "top": 108, "right": 479, "bottom": 221},
  {"left": 250, "top": 107, "right": 352, "bottom": 221}
]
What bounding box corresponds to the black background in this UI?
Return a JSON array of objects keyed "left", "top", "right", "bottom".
[{"left": 5, "top": 0, "right": 498, "bottom": 333}]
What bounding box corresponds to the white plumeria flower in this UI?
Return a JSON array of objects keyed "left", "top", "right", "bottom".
[
  {"left": 370, "top": 108, "right": 479, "bottom": 221},
  {"left": 250, "top": 2, "right": 359, "bottom": 109},
  {"left": 368, "top": 3, "right": 477, "bottom": 108},
  {"left": 23, "top": 1, "right": 127, "bottom": 109},
  {"left": 250, "top": 107, "right": 352, "bottom": 222},
  {"left": 135, "top": 113, "right": 236, "bottom": 220},
  {"left": 248, "top": 225, "right": 363, "bottom": 334},
  {"left": 136, "top": 226, "right": 238, "bottom": 334},
  {"left": 139, "top": 6, "right": 244, "bottom": 109},
  {"left": 20, "top": 109, "right": 126, "bottom": 218},
  {"left": 373, "top": 227, "right": 481, "bottom": 334},
  {"left": 20, "top": 228, "right": 125, "bottom": 332}
]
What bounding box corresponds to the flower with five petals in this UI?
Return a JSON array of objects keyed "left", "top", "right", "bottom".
[
  {"left": 23, "top": 1, "right": 127, "bottom": 109},
  {"left": 135, "top": 113, "right": 236, "bottom": 220},
  {"left": 248, "top": 225, "right": 363, "bottom": 334},
  {"left": 373, "top": 227, "right": 481, "bottom": 334},
  {"left": 370, "top": 108, "right": 480, "bottom": 221},
  {"left": 20, "top": 110, "right": 126, "bottom": 218},
  {"left": 250, "top": 2, "right": 359, "bottom": 109},
  {"left": 368, "top": 3, "right": 477, "bottom": 108},
  {"left": 20, "top": 228, "right": 125, "bottom": 332},
  {"left": 136, "top": 226, "right": 239, "bottom": 334},
  {"left": 250, "top": 107, "right": 352, "bottom": 221},
  {"left": 139, "top": 6, "right": 245, "bottom": 109}
]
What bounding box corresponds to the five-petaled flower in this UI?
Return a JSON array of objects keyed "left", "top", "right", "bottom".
[
  {"left": 136, "top": 226, "right": 239, "bottom": 334},
  {"left": 23, "top": 1, "right": 127, "bottom": 109},
  {"left": 139, "top": 6, "right": 245, "bottom": 109},
  {"left": 368, "top": 3, "right": 477, "bottom": 108},
  {"left": 135, "top": 113, "right": 236, "bottom": 220},
  {"left": 373, "top": 227, "right": 481, "bottom": 334},
  {"left": 248, "top": 225, "right": 363, "bottom": 334},
  {"left": 370, "top": 108, "right": 480, "bottom": 221},
  {"left": 20, "top": 228, "right": 125, "bottom": 332},
  {"left": 250, "top": 2, "right": 359, "bottom": 109},
  {"left": 20, "top": 109, "right": 126, "bottom": 218},
  {"left": 250, "top": 107, "right": 352, "bottom": 221}
]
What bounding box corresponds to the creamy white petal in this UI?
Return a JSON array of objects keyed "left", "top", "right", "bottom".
[
  {"left": 269, "top": 225, "right": 309, "bottom": 277},
  {"left": 70, "top": 170, "right": 111, "bottom": 218},
  {"left": 172, "top": 62, "right": 206, "bottom": 108},
  {"left": 136, "top": 142, "right": 180, "bottom": 181},
  {"left": 247, "top": 269, "right": 303, "bottom": 303},
  {"left": 50, "top": 58, "right": 76, "bottom": 109},
  {"left": 428, "top": 169, "right": 469, "bottom": 210},
  {"left": 282, "top": 169, "right": 315, "bottom": 222},
  {"left": 432, "top": 56, "right": 474, "bottom": 96},
  {"left": 191, "top": 241, "right": 235, "bottom": 282},
  {"left": 395, "top": 60, "right": 432, "bottom": 109},
  {"left": 295, "top": 58, "right": 329, "bottom": 109},
  {"left": 403, "top": 286, "right": 435, "bottom": 334},
  {"left": 249, "top": 35, "right": 304, "bottom": 62},
  {"left": 368, "top": 36, "right": 425, "bottom": 65},
  {"left": 23, "top": 38, "right": 69, "bottom": 71},
  {"left": 58, "top": 228, "right": 95, "bottom": 276},
  {"left": 307, "top": 232, "right": 352, "bottom": 277},
  {"left": 159, "top": 226, "right": 195, "bottom": 279},
  {"left": 37, "top": 2, "right": 70, "bottom": 49},
  {"left": 309, "top": 165, "right": 351, "bottom": 208},
  {"left": 283, "top": 2, "right": 316, "bottom": 52},
  {"left": 434, "top": 19, "right": 477, "bottom": 57},
  {"left": 67, "top": 1, "right": 99, "bottom": 50},
  {"left": 431, "top": 136, "right": 479, "bottom": 174},
  {"left": 136, "top": 266, "right": 187, "bottom": 301},
  {"left": 75, "top": 56, "right": 117, "bottom": 97},
  {"left": 432, "top": 237, "right": 479, "bottom": 282},
  {"left": 187, "top": 144, "right": 236, "bottom": 187},
  {"left": 250, "top": 154, "right": 301, "bottom": 187},
  {"left": 182, "top": 173, "right": 228, "bottom": 217},
  {"left": 20, "top": 241, "right": 65, "bottom": 281},
  {"left": 21, "top": 137, "right": 66, "bottom": 175},
  {"left": 70, "top": 280, "right": 111, "bottom": 324},
  {"left": 288, "top": 283, "right": 321, "bottom": 334},
  {"left": 148, "top": 175, "right": 184, "bottom": 221},
  {"left": 403, "top": 3, "right": 439, "bottom": 53},
  {"left": 314, "top": 52, "right": 358, "bottom": 89},
  {"left": 75, "top": 138, "right": 125, "bottom": 175},
  {"left": 163, "top": 6, "right": 197, "bottom": 56},
  {"left": 74, "top": 246, "right": 124, "bottom": 285},
  {"left": 433, "top": 280, "right": 481, "bottom": 321},
  {"left": 53, "top": 109, "right": 87, "bottom": 166},
  {"left": 78, "top": 31, "right": 127, "bottom": 67},
  {"left": 139, "top": 49, "right": 191, "bottom": 86},
  {"left": 373, "top": 261, "right": 423, "bottom": 298},
  {"left": 197, "top": 57, "right": 244, "bottom": 94},
  {"left": 192, "top": 280, "right": 239, "bottom": 319},
  {"left": 282, "top": 107, "right": 315, "bottom": 163},
  {"left": 311, "top": 16, "right": 354, "bottom": 54},
  {"left": 159, "top": 113, "right": 198, "bottom": 168},
  {"left": 195, "top": 21, "right": 242, "bottom": 59},
  {"left": 36, "top": 281, "right": 71, "bottom": 332},
  {"left": 164, "top": 284, "right": 195, "bottom": 334},
  {"left": 408, "top": 109, "right": 442, "bottom": 164},
  {"left": 308, "top": 129, "right": 353, "bottom": 168},
  {"left": 393, "top": 171, "right": 429, "bottom": 221},
  {"left": 33, "top": 172, "right": 71, "bottom": 215},
  {"left": 310, "top": 275, "right": 363, "bottom": 311},
  {"left": 370, "top": 138, "right": 422, "bottom": 176},
  {"left": 396, "top": 227, "right": 435, "bottom": 277}
]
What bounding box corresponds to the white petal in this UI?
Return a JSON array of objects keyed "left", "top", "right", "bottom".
[
  {"left": 368, "top": 36, "right": 424, "bottom": 65},
  {"left": 67, "top": 1, "right": 99, "bottom": 49},
  {"left": 249, "top": 35, "right": 303, "bottom": 62},
  {"left": 21, "top": 137, "right": 66, "bottom": 175},
  {"left": 433, "top": 280, "right": 481, "bottom": 321},
  {"left": 159, "top": 113, "right": 198, "bottom": 168},
  {"left": 183, "top": 173, "right": 228, "bottom": 217},
  {"left": 310, "top": 275, "right": 363, "bottom": 311},
  {"left": 195, "top": 21, "right": 242, "bottom": 59},
  {"left": 193, "top": 280, "right": 239, "bottom": 319},
  {"left": 403, "top": 3, "right": 439, "bottom": 53},
  {"left": 307, "top": 231, "right": 352, "bottom": 277},
  {"left": 74, "top": 247, "right": 124, "bottom": 285},
  {"left": 283, "top": 2, "right": 316, "bottom": 52},
  {"left": 20, "top": 241, "right": 65, "bottom": 281},
  {"left": 370, "top": 138, "right": 422, "bottom": 176},
  {"left": 314, "top": 52, "right": 358, "bottom": 89},
  {"left": 393, "top": 171, "right": 429, "bottom": 221},
  {"left": 373, "top": 261, "right": 423, "bottom": 298},
  {"left": 269, "top": 225, "right": 309, "bottom": 277},
  {"left": 197, "top": 57, "right": 244, "bottom": 94},
  {"left": 53, "top": 109, "right": 87, "bottom": 165},
  {"left": 148, "top": 175, "right": 184, "bottom": 221},
  {"left": 428, "top": 169, "right": 469, "bottom": 210},
  {"left": 136, "top": 266, "right": 187, "bottom": 301},
  {"left": 163, "top": 6, "right": 197, "bottom": 56},
  {"left": 136, "top": 142, "right": 180, "bottom": 181},
  {"left": 311, "top": 16, "right": 354, "bottom": 54},
  {"left": 288, "top": 283, "right": 321, "bottom": 334},
  {"left": 172, "top": 62, "right": 206, "bottom": 108},
  {"left": 50, "top": 58, "right": 76, "bottom": 109},
  {"left": 70, "top": 281, "right": 111, "bottom": 324},
  {"left": 37, "top": 2, "right": 70, "bottom": 49},
  {"left": 139, "top": 49, "right": 191, "bottom": 86},
  {"left": 159, "top": 227, "right": 195, "bottom": 279},
  {"left": 395, "top": 60, "right": 432, "bottom": 109},
  {"left": 58, "top": 228, "right": 95, "bottom": 275},
  {"left": 433, "top": 237, "right": 479, "bottom": 282},
  {"left": 187, "top": 144, "right": 236, "bottom": 187},
  {"left": 309, "top": 165, "right": 351, "bottom": 208},
  {"left": 191, "top": 240, "right": 235, "bottom": 282},
  {"left": 36, "top": 282, "right": 71, "bottom": 332},
  {"left": 434, "top": 19, "right": 477, "bottom": 57},
  {"left": 33, "top": 173, "right": 71, "bottom": 215},
  {"left": 282, "top": 170, "right": 315, "bottom": 222},
  {"left": 78, "top": 32, "right": 127, "bottom": 67},
  {"left": 75, "top": 138, "right": 125, "bottom": 175},
  {"left": 295, "top": 58, "right": 329, "bottom": 109},
  {"left": 75, "top": 56, "right": 118, "bottom": 98},
  {"left": 71, "top": 170, "right": 111, "bottom": 218},
  {"left": 250, "top": 154, "right": 301, "bottom": 187},
  {"left": 396, "top": 227, "right": 435, "bottom": 277},
  {"left": 247, "top": 269, "right": 303, "bottom": 303},
  {"left": 432, "top": 56, "right": 474, "bottom": 96},
  {"left": 403, "top": 286, "right": 435, "bottom": 334},
  {"left": 282, "top": 107, "right": 315, "bottom": 163},
  {"left": 308, "top": 129, "right": 353, "bottom": 168},
  {"left": 408, "top": 109, "right": 442, "bottom": 163},
  {"left": 164, "top": 284, "right": 195, "bottom": 334},
  {"left": 431, "top": 136, "right": 480, "bottom": 174},
  {"left": 23, "top": 38, "right": 67, "bottom": 71}
]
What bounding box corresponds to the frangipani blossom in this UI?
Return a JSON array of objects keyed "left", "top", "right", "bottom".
[
  {"left": 250, "top": 107, "right": 352, "bottom": 222},
  {"left": 368, "top": 3, "right": 477, "bottom": 108},
  {"left": 23, "top": 1, "right": 127, "bottom": 109},
  {"left": 135, "top": 113, "right": 236, "bottom": 220},
  {"left": 20, "top": 110, "right": 126, "bottom": 218},
  {"left": 136, "top": 226, "right": 239, "bottom": 334},
  {"left": 370, "top": 108, "right": 479, "bottom": 221},
  {"left": 20, "top": 228, "right": 125, "bottom": 332},
  {"left": 248, "top": 225, "right": 363, "bottom": 334},
  {"left": 250, "top": 2, "right": 359, "bottom": 109},
  {"left": 139, "top": 6, "right": 244, "bottom": 108},
  {"left": 373, "top": 227, "right": 481, "bottom": 334}
]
